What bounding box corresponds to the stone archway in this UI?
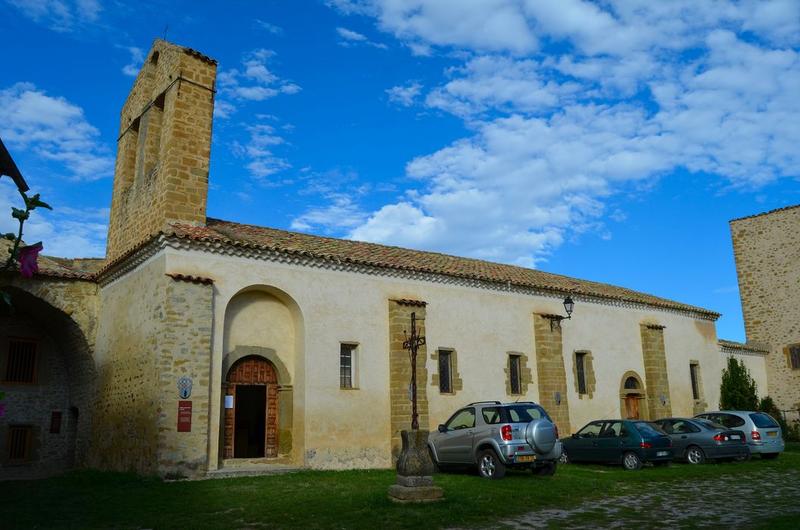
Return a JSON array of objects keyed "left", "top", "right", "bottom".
[
  {"left": 224, "top": 356, "right": 279, "bottom": 459},
  {"left": 0, "top": 285, "right": 95, "bottom": 478},
  {"left": 619, "top": 371, "right": 648, "bottom": 420}
]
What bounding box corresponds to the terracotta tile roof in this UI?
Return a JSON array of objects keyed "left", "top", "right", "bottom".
[
  {"left": 165, "top": 218, "right": 720, "bottom": 319},
  {"left": 718, "top": 339, "right": 769, "bottom": 353},
  {"left": 0, "top": 240, "right": 102, "bottom": 281}
]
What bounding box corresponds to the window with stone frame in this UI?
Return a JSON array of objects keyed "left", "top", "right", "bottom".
[
  {"left": 4, "top": 338, "right": 37, "bottom": 383},
  {"left": 690, "top": 362, "right": 701, "bottom": 400},
  {"left": 340, "top": 343, "right": 358, "bottom": 389},
  {"left": 438, "top": 349, "right": 453, "bottom": 393},
  {"left": 575, "top": 352, "right": 588, "bottom": 395},
  {"left": 788, "top": 344, "right": 800, "bottom": 370},
  {"left": 509, "top": 354, "right": 522, "bottom": 395}
]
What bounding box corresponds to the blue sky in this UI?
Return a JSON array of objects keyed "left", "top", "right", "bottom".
[{"left": 1, "top": 0, "right": 799, "bottom": 342}]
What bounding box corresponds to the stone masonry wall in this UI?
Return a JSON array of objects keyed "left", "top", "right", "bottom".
[
  {"left": 106, "top": 39, "right": 216, "bottom": 262},
  {"left": 731, "top": 205, "right": 800, "bottom": 410},
  {"left": 92, "top": 258, "right": 168, "bottom": 474},
  {"left": 533, "top": 314, "right": 571, "bottom": 434},
  {"left": 640, "top": 324, "right": 672, "bottom": 419},
  {"left": 388, "top": 300, "right": 429, "bottom": 461},
  {"left": 155, "top": 277, "right": 213, "bottom": 478}
]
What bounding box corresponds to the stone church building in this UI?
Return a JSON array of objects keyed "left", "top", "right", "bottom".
[{"left": 0, "top": 40, "right": 786, "bottom": 479}]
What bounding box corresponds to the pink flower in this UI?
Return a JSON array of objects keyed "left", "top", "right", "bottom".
[{"left": 17, "top": 242, "right": 43, "bottom": 278}]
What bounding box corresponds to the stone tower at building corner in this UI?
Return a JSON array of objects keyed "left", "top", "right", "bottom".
[{"left": 106, "top": 39, "right": 217, "bottom": 262}]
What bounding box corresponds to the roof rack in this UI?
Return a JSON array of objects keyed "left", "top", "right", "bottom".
[{"left": 467, "top": 400, "right": 502, "bottom": 406}]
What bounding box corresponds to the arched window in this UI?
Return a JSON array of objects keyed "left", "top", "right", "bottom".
[{"left": 624, "top": 376, "right": 640, "bottom": 390}]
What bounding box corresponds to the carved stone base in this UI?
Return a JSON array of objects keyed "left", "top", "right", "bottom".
[
  {"left": 388, "top": 430, "right": 444, "bottom": 503},
  {"left": 388, "top": 483, "right": 444, "bottom": 503}
]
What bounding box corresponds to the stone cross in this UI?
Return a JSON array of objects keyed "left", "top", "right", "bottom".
[{"left": 402, "top": 312, "right": 426, "bottom": 431}]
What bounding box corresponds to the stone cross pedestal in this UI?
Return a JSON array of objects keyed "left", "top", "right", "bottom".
[{"left": 388, "top": 430, "right": 444, "bottom": 503}]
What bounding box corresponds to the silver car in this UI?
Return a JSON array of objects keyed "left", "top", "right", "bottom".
[
  {"left": 694, "top": 411, "right": 785, "bottom": 459},
  {"left": 428, "top": 401, "right": 562, "bottom": 479},
  {"left": 654, "top": 417, "right": 750, "bottom": 464}
]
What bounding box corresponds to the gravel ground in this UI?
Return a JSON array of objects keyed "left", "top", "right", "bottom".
[{"left": 486, "top": 469, "right": 800, "bottom": 529}]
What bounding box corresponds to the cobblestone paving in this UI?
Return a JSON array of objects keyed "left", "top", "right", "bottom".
[{"left": 489, "top": 469, "right": 800, "bottom": 529}]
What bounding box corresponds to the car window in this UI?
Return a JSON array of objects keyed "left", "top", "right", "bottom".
[
  {"left": 673, "top": 420, "right": 700, "bottom": 434},
  {"left": 749, "top": 413, "right": 779, "bottom": 429},
  {"left": 695, "top": 419, "right": 725, "bottom": 430},
  {"left": 718, "top": 414, "right": 745, "bottom": 428},
  {"left": 446, "top": 408, "right": 476, "bottom": 430},
  {"left": 658, "top": 420, "right": 675, "bottom": 434},
  {"left": 577, "top": 422, "right": 603, "bottom": 438},
  {"left": 600, "top": 421, "right": 623, "bottom": 437},
  {"left": 505, "top": 405, "right": 548, "bottom": 423},
  {"left": 481, "top": 407, "right": 502, "bottom": 425},
  {"left": 634, "top": 422, "right": 666, "bottom": 437}
]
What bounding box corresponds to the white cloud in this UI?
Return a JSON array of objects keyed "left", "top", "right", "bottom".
[
  {"left": 336, "top": 26, "right": 388, "bottom": 49},
  {"left": 120, "top": 46, "right": 144, "bottom": 77},
  {"left": 331, "top": 0, "right": 800, "bottom": 265},
  {"left": 386, "top": 82, "right": 422, "bottom": 106},
  {"left": 0, "top": 82, "right": 113, "bottom": 181},
  {"left": 6, "top": 0, "right": 102, "bottom": 32},
  {"left": 0, "top": 180, "right": 107, "bottom": 258},
  {"left": 255, "top": 19, "right": 283, "bottom": 34},
  {"left": 232, "top": 123, "right": 291, "bottom": 181},
  {"left": 291, "top": 194, "right": 367, "bottom": 232},
  {"left": 217, "top": 48, "right": 301, "bottom": 105}
]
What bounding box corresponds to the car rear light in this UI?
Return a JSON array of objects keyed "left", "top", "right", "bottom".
[
  {"left": 713, "top": 434, "right": 724, "bottom": 442},
  {"left": 640, "top": 441, "right": 652, "bottom": 449},
  {"left": 752, "top": 430, "right": 761, "bottom": 441},
  {"left": 501, "top": 425, "right": 513, "bottom": 441}
]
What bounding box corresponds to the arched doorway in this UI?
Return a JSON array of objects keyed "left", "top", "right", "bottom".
[
  {"left": 619, "top": 371, "right": 646, "bottom": 420},
  {"left": 224, "top": 356, "right": 279, "bottom": 459}
]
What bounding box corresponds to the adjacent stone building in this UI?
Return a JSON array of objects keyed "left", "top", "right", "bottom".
[
  {"left": 0, "top": 39, "right": 777, "bottom": 479},
  {"left": 730, "top": 205, "right": 800, "bottom": 413}
]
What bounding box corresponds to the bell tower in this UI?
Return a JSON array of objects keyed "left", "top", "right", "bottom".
[{"left": 106, "top": 39, "right": 217, "bottom": 261}]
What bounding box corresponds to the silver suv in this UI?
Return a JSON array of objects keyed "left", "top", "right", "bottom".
[{"left": 428, "top": 401, "right": 562, "bottom": 479}]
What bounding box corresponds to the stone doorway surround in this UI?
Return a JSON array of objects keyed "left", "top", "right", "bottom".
[
  {"left": 619, "top": 371, "right": 648, "bottom": 420},
  {"left": 224, "top": 356, "right": 279, "bottom": 459}
]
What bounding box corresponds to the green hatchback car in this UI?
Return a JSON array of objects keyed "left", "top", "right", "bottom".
[{"left": 560, "top": 419, "right": 673, "bottom": 470}]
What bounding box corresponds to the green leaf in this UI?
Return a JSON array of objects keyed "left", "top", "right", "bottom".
[
  {"left": 25, "top": 193, "right": 52, "bottom": 211},
  {"left": 11, "top": 207, "right": 29, "bottom": 221}
]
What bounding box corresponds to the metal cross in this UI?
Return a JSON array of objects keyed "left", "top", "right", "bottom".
[{"left": 403, "top": 312, "right": 426, "bottom": 430}]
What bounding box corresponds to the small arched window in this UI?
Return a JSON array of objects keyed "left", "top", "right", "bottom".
[
  {"left": 150, "top": 51, "right": 160, "bottom": 66},
  {"left": 624, "top": 376, "right": 640, "bottom": 390}
]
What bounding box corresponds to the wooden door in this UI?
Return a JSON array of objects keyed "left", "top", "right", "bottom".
[
  {"left": 224, "top": 356, "right": 279, "bottom": 459},
  {"left": 625, "top": 395, "right": 640, "bottom": 419}
]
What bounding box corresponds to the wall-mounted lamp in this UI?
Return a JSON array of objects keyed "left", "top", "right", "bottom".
[{"left": 563, "top": 295, "right": 575, "bottom": 319}]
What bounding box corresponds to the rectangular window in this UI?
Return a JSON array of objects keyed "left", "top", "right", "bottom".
[
  {"left": 438, "top": 349, "right": 453, "bottom": 393},
  {"left": 4, "top": 339, "right": 37, "bottom": 383},
  {"left": 509, "top": 355, "right": 522, "bottom": 395},
  {"left": 340, "top": 343, "right": 357, "bottom": 389},
  {"left": 576, "top": 352, "right": 587, "bottom": 395},
  {"left": 789, "top": 345, "right": 800, "bottom": 370},
  {"left": 690, "top": 363, "right": 700, "bottom": 400},
  {"left": 7, "top": 425, "right": 33, "bottom": 463}
]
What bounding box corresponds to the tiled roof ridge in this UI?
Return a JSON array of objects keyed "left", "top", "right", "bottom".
[
  {"left": 718, "top": 339, "right": 770, "bottom": 353},
  {"left": 729, "top": 203, "right": 800, "bottom": 223},
  {"left": 169, "top": 218, "right": 719, "bottom": 319}
]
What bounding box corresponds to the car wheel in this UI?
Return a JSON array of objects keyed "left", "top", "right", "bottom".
[
  {"left": 559, "top": 449, "right": 569, "bottom": 464},
  {"left": 622, "top": 451, "right": 642, "bottom": 471},
  {"left": 477, "top": 449, "right": 506, "bottom": 480},
  {"left": 761, "top": 453, "right": 780, "bottom": 460},
  {"left": 532, "top": 461, "right": 557, "bottom": 476},
  {"left": 685, "top": 445, "right": 706, "bottom": 465}
]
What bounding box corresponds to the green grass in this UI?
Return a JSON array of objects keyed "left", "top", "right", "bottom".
[{"left": 3, "top": 443, "right": 799, "bottom": 529}]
